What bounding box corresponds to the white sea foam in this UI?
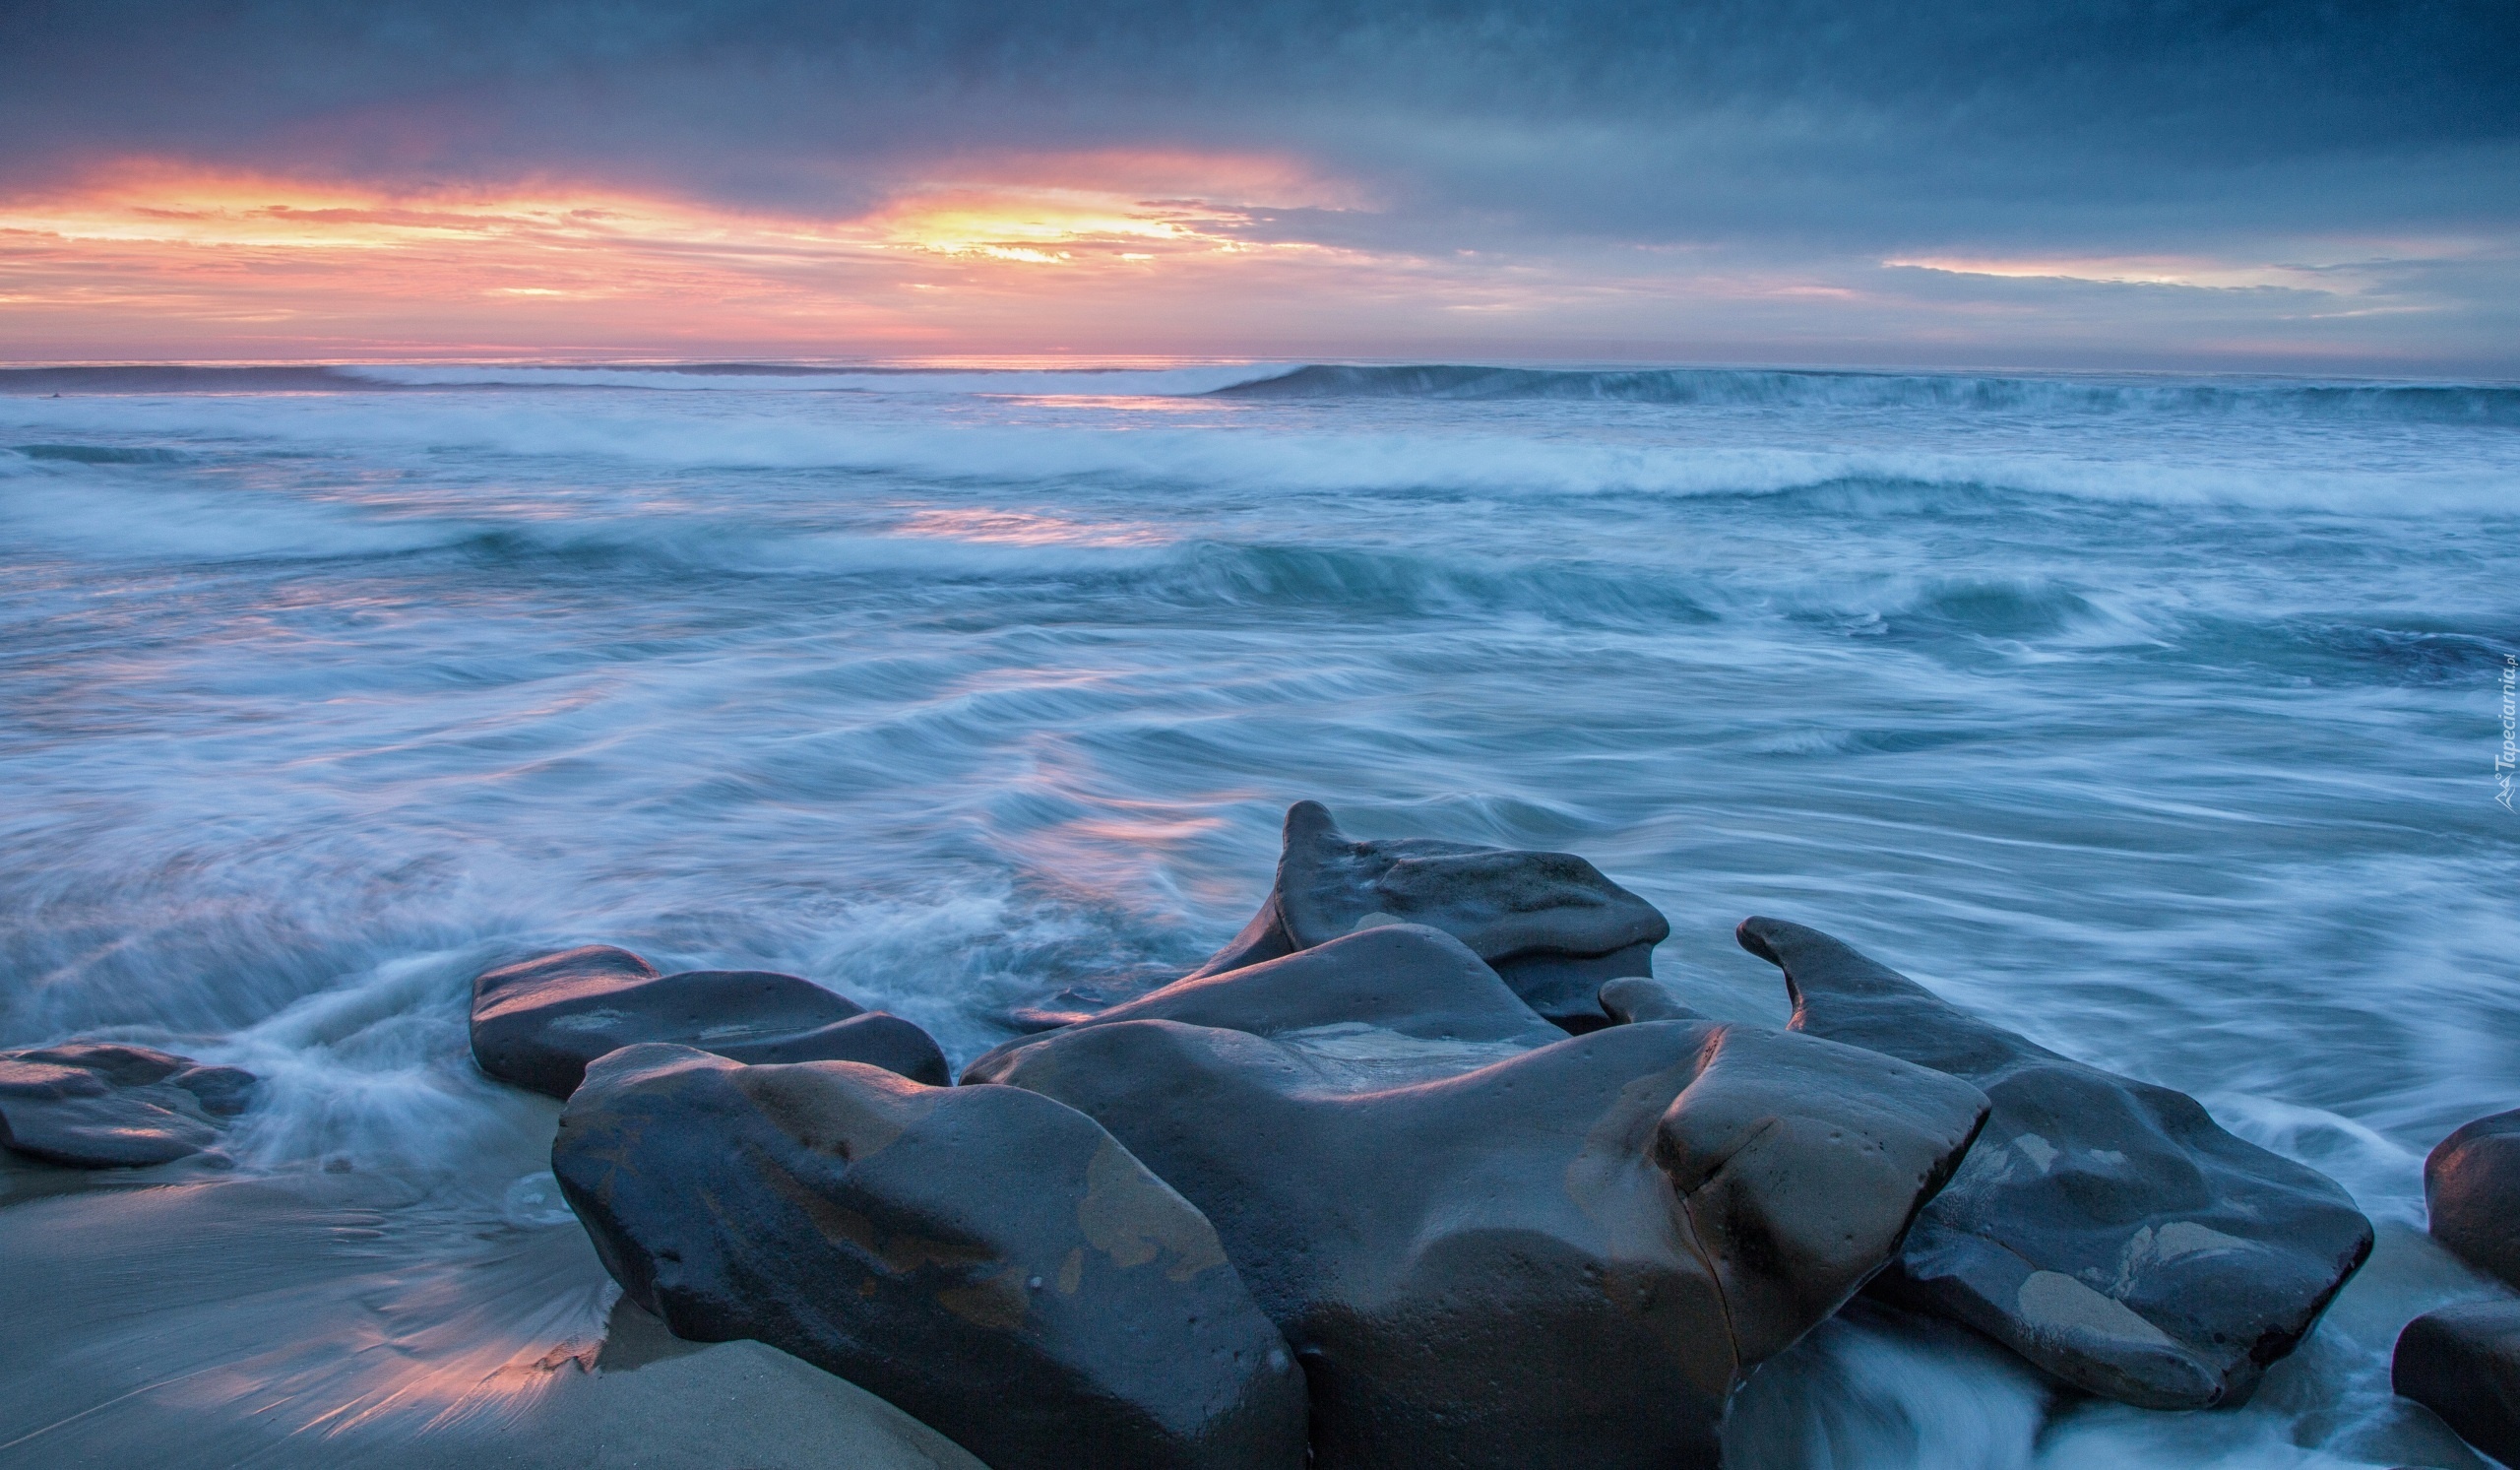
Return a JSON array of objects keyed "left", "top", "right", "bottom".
[{"left": 7, "top": 386, "right": 2514, "bottom": 514}]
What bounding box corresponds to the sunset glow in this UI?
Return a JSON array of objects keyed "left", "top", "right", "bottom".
[{"left": 0, "top": 158, "right": 1379, "bottom": 359}]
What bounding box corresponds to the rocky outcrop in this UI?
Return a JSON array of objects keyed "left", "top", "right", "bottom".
[
  {"left": 1735, "top": 916, "right": 2373, "bottom": 1410},
  {"left": 966, "top": 923, "right": 1563, "bottom": 1088},
  {"left": 471, "top": 945, "right": 949, "bottom": 1099},
  {"left": 0, "top": 1042, "right": 256, "bottom": 1168},
  {"left": 1187, "top": 801, "right": 1670, "bottom": 1030},
  {"left": 974, "top": 1012, "right": 1987, "bottom": 1470},
  {"left": 2427, "top": 1110, "right": 2520, "bottom": 1290},
  {"left": 552, "top": 1045, "right": 1307, "bottom": 1470},
  {"left": 2395, "top": 1300, "right": 2520, "bottom": 1468}
]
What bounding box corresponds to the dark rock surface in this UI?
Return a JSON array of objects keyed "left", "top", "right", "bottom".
[
  {"left": 0, "top": 1042, "right": 255, "bottom": 1168},
  {"left": 976, "top": 1012, "right": 1987, "bottom": 1470},
  {"left": 1189, "top": 800, "right": 1670, "bottom": 1030},
  {"left": 470, "top": 944, "right": 949, "bottom": 1098},
  {"left": 1598, "top": 975, "right": 1709, "bottom": 1025},
  {"left": 2427, "top": 1110, "right": 2520, "bottom": 1291},
  {"left": 1736, "top": 916, "right": 2374, "bottom": 1410},
  {"left": 554, "top": 1045, "right": 1307, "bottom": 1470},
  {"left": 967, "top": 923, "right": 1563, "bottom": 1088},
  {"left": 2395, "top": 1299, "right": 2520, "bottom": 1469}
]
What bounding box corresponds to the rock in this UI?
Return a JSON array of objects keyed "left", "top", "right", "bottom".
[
  {"left": 2395, "top": 1300, "right": 2520, "bottom": 1469},
  {"left": 1599, "top": 975, "right": 1710, "bottom": 1025},
  {"left": 553, "top": 1045, "right": 1306, "bottom": 1470},
  {"left": 1190, "top": 801, "right": 1672, "bottom": 1031},
  {"left": 1736, "top": 916, "right": 2374, "bottom": 1410},
  {"left": 2427, "top": 1111, "right": 2520, "bottom": 1290},
  {"left": 966, "top": 923, "right": 1563, "bottom": 1088},
  {"left": 974, "top": 1013, "right": 1987, "bottom": 1470},
  {"left": 0, "top": 1042, "right": 255, "bottom": 1169},
  {"left": 470, "top": 945, "right": 950, "bottom": 1099}
]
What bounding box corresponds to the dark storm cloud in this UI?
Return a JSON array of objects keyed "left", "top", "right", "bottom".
[{"left": 5, "top": 0, "right": 2515, "bottom": 253}]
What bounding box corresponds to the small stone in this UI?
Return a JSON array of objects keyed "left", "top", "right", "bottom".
[
  {"left": 470, "top": 945, "right": 950, "bottom": 1099},
  {"left": 1187, "top": 801, "right": 1670, "bottom": 1031}
]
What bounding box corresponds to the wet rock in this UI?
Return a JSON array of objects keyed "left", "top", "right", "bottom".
[
  {"left": 1190, "top": 800, "right": 1671, "bottom": 1031},
  {"left": 0, "top": 1042, "right": 255, "bottom": 1169},
  {"left": 966, "top": 923, "right": 1563, "bottom": 1088},
  {"left": 2427, "top": 1110, "right": 2520, "bottom": 1291},
  {"left": 553, "top": 1045, "right": 1306, "bottom": 1470},
  {"left": 470, "top": 945, "right": 949, "bottom": 1099},
  {"left": 976, "top": 1013, "right": 1987, "bottom": 1470},
  {"left": 1598, "top": 975, "right": 1710, "bottom": 1025},
  {"left": 1737, "top": 916, "right": 2374, "bottom": 1410},
  {"left": 2394, "top": 1300, "right": 2520, "bottom": 1469}
]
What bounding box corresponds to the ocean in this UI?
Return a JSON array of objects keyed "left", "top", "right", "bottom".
[{"left": 2, "top": 361, "right": 2515, "bottom": 1467}]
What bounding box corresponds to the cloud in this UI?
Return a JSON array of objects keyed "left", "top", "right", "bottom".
[{"left": 2, "top": 1, "right": 2514, "bottom": 365}]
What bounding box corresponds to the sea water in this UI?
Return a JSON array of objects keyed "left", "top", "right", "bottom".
[{"left": 1, "top": 361, "right": 2515, "bottom": 1466}]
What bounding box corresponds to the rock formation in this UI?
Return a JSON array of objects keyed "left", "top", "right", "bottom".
[
  {"left": 1186, "top": 801, "right": 1670, "bottom": 1030},
  {"left": 1735, "top": 916, "right": 2372, "bottom": 1409},
  {"left": 471, "top": 944, "right": 948, "bottom": 1098},
  {"left": 2395, "top": 1300, "right": 2520, "bottom": 1469},
  {"left": 2426, "top": 1109, "right": 2520, "bottom": 1291},
  {"left": 965, "top": 923, "right": 1563, "bottom": 1089},
  {"left": 1598, "top": 975, "right": 1709, "bottom": 1025},
  {"left": 972, "top": 1012, "right": 1987, "bottom": 1470},
  {"left": 0, "top": 1042, "right": 256, "bottom": 1168},
  {"left": 553, "top": 1045, "right": 1307, "bottom": 1470}
]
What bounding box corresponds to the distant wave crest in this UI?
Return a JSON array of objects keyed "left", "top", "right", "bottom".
[
  {"left": 8, "top": 360, "right": 2515, "bottom": 422},
  {"left": 1214, "top": 363, "right": 2520, "bottom": 422}
]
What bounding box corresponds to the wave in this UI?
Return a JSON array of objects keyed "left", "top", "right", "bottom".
[
  {"left": 13, "top": 361, "right": 2517, "bottom": 424},
  {"left": 1215, "top": 363, "right": 2520, "bottom": 423},
  {"left": 6, "top": 401, "right": 2509, "bottom": 515}
]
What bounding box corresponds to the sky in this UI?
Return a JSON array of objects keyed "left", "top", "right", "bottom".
[{"left": 2, "top": 1, "right": 2515, "bottom": 370}]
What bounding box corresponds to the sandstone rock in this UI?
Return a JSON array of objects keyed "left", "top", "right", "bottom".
[
  {"left": 1737, "top": 916, "right": 2373, "bottom": 1410},
  {"left": 0, "top": 1042, "right": 255, "bottom": 1169},
  {"left": 2427, "top": 1110, "right": 2520, "bottom": 1291},
  {"left": 976, "top": 1013, "right": 1987, "bottom": 1470},
  {"left": 553, "top": 1045, "right": 1306, "bottom": 1470},
  {"left": 2394, "top": 1299, "right": 2520, "bottom": 1469},
  {"left": 1189, "top": 801, "right": 1670, "bottom": 1030},
  {"left": 470, "top": 945, "right": 949, "bottom": 1098},
  {"left": 966, "top": 923, "right": 1562, "bottom": 1088}
]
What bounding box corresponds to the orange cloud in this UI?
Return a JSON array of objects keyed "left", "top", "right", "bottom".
[{"left": 0, "top": 157, "right": 1382, "bottom": 359}]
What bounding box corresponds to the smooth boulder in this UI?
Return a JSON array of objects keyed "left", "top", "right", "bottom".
[
  {"left": 1189, "top": 800, "right": 1671, "bottom": 1030},
  {"left": 471, "top": 944, "right": 948, "bottom": 1098},
  {"left": 973, "top": 1014, "right": 1988, "bottom": 1470},
  {"left": 2427, "top": 1110, "right": 2520, "bottom": 1290},
  {"left": 2395, "top": 1300, "right": 2520, "bottom": 1468},
  {"left": 1737, "top": 916, "right": 2373, "bottom": 1410},
  {"left": 0, "top": 1042, "right": 256, "bottom": 1168},
  {"left": 966, "top": 923, "right": 1563, "bottom": 1089},
  {"left": 553, "top": 1045, "right": 1307, "bottom": 1470}
]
